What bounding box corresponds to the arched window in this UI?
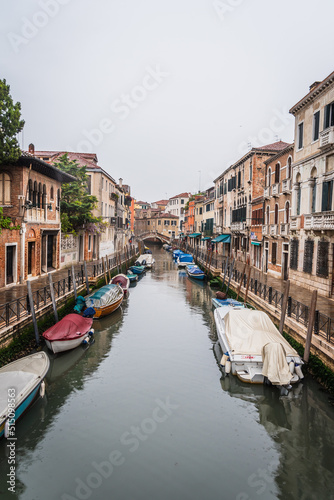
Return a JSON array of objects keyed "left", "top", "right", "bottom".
[
  {"left": 38, "top": 182, "right": 42, "bottom": 208},
  {"left": 268, "top": 167, "right": 272, "bottom": 187},
  {"left": 33, "top": 181, "right": 38, "bottom": 206},
  {"left": 50, "top": 186, "right": 54, "bottom": 200},
  {"left": 42, "top": 184, "right": 47, "bottom": 209},
  {"left": 274, "top": 204, "right": 279, "bottom": 225},
  {"left": 310, "top": 167, "right": 317, "bottom": 213},
  {"left": 285, "top": 201, "right": 290, "bottom": 223},
  {"left": 275, "top": 163, "right": 280, "bottom": 184},
  {"left": 28, "top": 179, "right": 33, "bottom": 202},
  {"left": 57, "top": 189, "right": 60, "bottom": 210},
  {"left": 0, "top": 172, "right": 11, "bottom": 205},
  {"left": 266, "top": 206, "right": 270, "bottom": 225},
  {"left": 287, "top": 157, "right": 292, "bottom": 179}
]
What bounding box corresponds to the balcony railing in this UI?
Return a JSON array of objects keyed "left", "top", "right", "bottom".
[
  {"left": 25, "top": 208, "right": 47, "bottom": 222},
  {"left": 262, "top": 225, "right": 269, "bottom": 236},
  {"left": 290, "top": 216, "right": 301, "bottom": 231},
  {"left": 282, "top": 178, "right": 291, "bottom": 193},
  {"left": 280, "top": 223, "right": 290, "bottom": 236},
  {"left": 270, "top": 224, "right": 279, "bottom": 236},
  {"left": 272, "top": 183, "right": 280, "bottom": 197},
  {"left": 319, "top": 126, "right": 334, "bottom": 148},
  {"left": 264, "top": 187, "right": 270, "bottom": 199},
  {"left": 231, "top": 221, "right": 246, "bottom": 232},
  {"left": 304, "top": 212, "right": 334, "bottom": 231}
]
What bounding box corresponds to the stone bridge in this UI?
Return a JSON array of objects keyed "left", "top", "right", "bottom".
[{"left": 137, "top": 231, "right": 171, "bottom": 244}]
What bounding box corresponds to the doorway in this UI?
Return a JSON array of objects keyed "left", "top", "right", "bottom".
[
  {"left": 6, "top": 245, "right": 16, "bottom": 285},
  {"left": 28, "top": 241, "right": 36, "bottom": 276},
  {"left": 264, "top": 241, "right": 269, "bottom": 273},
  {"left": 47, "top": 235, "right": 54, "bottom": 269},
  {"left": 282, "top": 243, "right": 289, "bottom": 281}
]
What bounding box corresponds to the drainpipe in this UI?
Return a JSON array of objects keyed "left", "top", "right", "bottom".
[{"left": 20, "top": 223, "right": 26, "bottom": 284}]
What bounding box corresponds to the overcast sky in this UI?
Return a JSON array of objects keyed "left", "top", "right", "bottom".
[{"left": 2, "top": 0, "right": 334, "bottom": 202}]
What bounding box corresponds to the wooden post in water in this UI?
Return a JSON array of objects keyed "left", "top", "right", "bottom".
[
  {"left": 236, "top": 263, "right": 246, "bottom": 301},
  {"left": 27, "top": 281, "right": 40, "bottom": 345},
  {"left": 71, "top": 265, "right": 78, "bottom": 301},
  {"left": 279, "top": 280, "right": 290, "bottom": 335},
  {"left": 221, "top": 257, "right": 229, "bottom": 290},
  {"left": 102, "top": 257, "right": 108, "bottom": 285},
  {"left": 244, "top": 267, "right": 251, "bottom": 303},
  {"left": 48, "top": 273, "right": 58, "bottom": 323},
  {"left": 106, "top": 256, "right": 111, "bottom": 281},
  {"left": 304, "top": 289, "right": 317, "bottom": 363},
  {"left": 83, "top": 261, "right": 90, "bottom": 293},
  {"left": 226, "top": 258, "right": 235, "bottom": 296}
]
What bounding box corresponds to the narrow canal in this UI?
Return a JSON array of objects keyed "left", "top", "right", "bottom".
[{"left": 1, "top": 247, "right": 334, "bottom": 500}]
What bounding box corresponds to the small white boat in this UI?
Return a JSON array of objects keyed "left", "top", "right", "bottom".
[
  {"left": 214, "top": 305, "right": 304, "bottom": 387},
  {"left": 43, "top": 314, "right": 94, "bottom": 354},
  {"left": 177, "top": 254, "right": 194, "bottom": 268},
  {"left": 0, "top": 352, "right": 50, "bottom": 438},
  {"left": 135, "top": 254, "right": 155, "bottom": 268}
]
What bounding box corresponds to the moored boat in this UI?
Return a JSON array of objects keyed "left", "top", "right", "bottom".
[
  {"left": 128, "top": 264, "right": 145, "bottom": 275},
  {"left": 85, "top": 284, "right": 124, "bottom": 319},
  {"left": 43, "top": 314, "right": 94, "bottom": 353},
  {"left": 126, "top": 270, "right": 138, "bottom": 283},
  {"left": 214, "top": 305, "right": 304, "bottom": 388},
  {"left": 135, "top": 254, "right": 155, "bottom": 268},
  {"left": 186, "top": 264, "right": 205, "bottom": 280},
  {"left": 110, "top": 274, "right": 130, "bottom": 295},
  {"left": 0, "top": 352, "right": 50, "bottom": 438},
  {"left": 177, "top": 254, "right": 195, "bottom": 267},
  {"left": 212, "top": 297, "right": 245, "bottom": 309}
]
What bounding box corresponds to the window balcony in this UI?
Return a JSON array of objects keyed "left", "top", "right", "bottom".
[
  {"left": 304, "top": 212, "right": 334, "bottom": 231},
  {"left": 319, "top": 126, "right": 334, "bottom": 148},
  {"left": 290, "top": 216, "right": 301, "bottom": 231},
  {"left": 270, "top": 224, "right": 279, "bottom": 236},
  {"left": 272, "top": 183, "right": 280, "bottom": 197},
  {"left": 262, "top": 225, "right": 269, "bottom": 236},
  {"left": 263, "top": 187, "right": 270, "bottom": 199},
  {"left": 25, "top": 207, "right": 47, "bottom": 222},
  {"left": 231, "top": 221, "right": 246, "bottom": 232},
  {"left": 280, "top": 223, "right": 290, "bottom": 236},
  {"left": 281, "top": 179, "right": 291, "bottom": 194}
]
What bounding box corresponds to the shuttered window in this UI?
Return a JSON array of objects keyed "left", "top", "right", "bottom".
[
  {"left": 0, "top": 173, "right": 11, "bottom": 205},
  {"left": 316, "top": 241, "right": 329, "bottom": 277},
  {"left": 313, "top": 111, "right": 320, "bottom": 141},
  {"left": 303, "top": 240, "right": 314, "bottom": 274},
  {"left": 290, "top": 239, "right": 299, "bottom": 270},
  {"left": 324, "top": 102, "right": 334, "bottom": 129}
]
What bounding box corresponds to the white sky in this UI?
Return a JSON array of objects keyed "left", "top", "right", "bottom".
[{"left": 2, "top": 0, "right": 334, "bottom": 202}]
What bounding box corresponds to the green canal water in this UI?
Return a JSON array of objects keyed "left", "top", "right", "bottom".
[{"left": 1, "top": 247, "right": 334, "bottom": 500}]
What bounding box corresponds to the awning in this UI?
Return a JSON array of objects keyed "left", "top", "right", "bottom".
[
  {"left": 211, "top": 234, "right": 231, "bottom": 243},
  {"left": 251, "top": 241, "right": 261, "bottom": 246},
  {"left": 188, "top": 233, "right": 201, "bottom": 238},
  {"left": 201, "top": 237, "right": 211, "bottom": 241}
]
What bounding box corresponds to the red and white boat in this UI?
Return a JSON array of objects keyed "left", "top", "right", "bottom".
[
  {"left": 42, "top": 314, "right": 94, "bottom": 354},
  {"left": 110, "top": 274, "right": 130, "bottom": 295}
]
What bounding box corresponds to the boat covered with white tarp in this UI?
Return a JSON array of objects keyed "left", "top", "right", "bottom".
[{"left": 214, "top": 305, "right": 304, "bottom": 387}]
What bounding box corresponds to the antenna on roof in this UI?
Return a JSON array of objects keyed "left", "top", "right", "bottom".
[
  {"left": 275, "top": 135, "right": 279, "bottom": 142},
  {"left": 247, "top": 142, "right": 252, "bottom": 151}
]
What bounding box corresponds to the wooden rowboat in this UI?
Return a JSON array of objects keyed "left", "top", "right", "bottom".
[{"left": 85, "top": 284, "right": 124, "bottom": 319}]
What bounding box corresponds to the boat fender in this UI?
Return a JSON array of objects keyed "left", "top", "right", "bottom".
[
  {"left": 295, "top": 364, "right": 304, "bottom": 380},
  {"left": 142, "top": 260, "right": 146, "bottom": 266},
  {"left": 40, "top": 381, "right": 46, "bottom": 398},
  {"left": 89, "top": 329, "right": 94, "bottom": 336},
  {"left": 220, "top": 353, "right": 229, "bottom": 367},
  {"left": 82, "top": 336, "right": 89, "bottom": 345},
  {"left": 4, "top": 419, "right": 10, "bottom": 439},
  {"left": 289, "top": 361, "right": 295, "bottom": 374},
  {"left": 225, "top": 360, "right": 231, "bottom": 374}
]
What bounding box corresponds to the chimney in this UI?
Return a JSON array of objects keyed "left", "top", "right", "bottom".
[
  {"left": 309, "top": 81, "right": 321, "bottom": 92},
  {"left": 119, "top": 178, "right": 123, "bottom": 188},
  {"left": 28, "top": 143, "right": 35, "bottom": 155}
]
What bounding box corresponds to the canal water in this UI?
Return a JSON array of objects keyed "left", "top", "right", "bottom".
[{"left": 1, "top": 247, "right": 334, "bottom": 500}]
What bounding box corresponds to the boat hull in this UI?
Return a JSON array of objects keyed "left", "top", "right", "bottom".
[
  {"left": 92, "top": 295, "right": 123, "bottom": 319},
  {"left": 45, "top": 335, "right": 90, "bottom": 354}
]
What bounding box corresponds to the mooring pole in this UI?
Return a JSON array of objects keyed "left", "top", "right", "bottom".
[
  {"left": 226, "top": 258, "right": 235, "bottom": 296},
  {"left": 236, "top": 263, "right": 246, "bottom": 301},
  {"left": 27, "top": 281, "right": 40, "bottom": 345},
  {"left": 279, "top": 280, "right": 290, "bottom": 335},
  {"left": 244, "top": 267, "right": 251, "bottom": 303},
  {"left": 106, "top": 256, "right": 111, "bottom": 282},
  {"left": 304, "top": 289, "right": 317, "bottom": 363},
  {"left": 71, "top": 265, "right": 78, "bottom": 301},
  {"left": 221, "top": 256, "right": 229, "bottom": 290},
  {"left": 83, "top": 261, "right": 90, "bottom": 294},
  {"left": 48, "top": 273, "right": 58, "bottom": 323}
]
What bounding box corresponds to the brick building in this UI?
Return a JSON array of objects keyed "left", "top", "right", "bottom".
[
  {"left": 0, "top": 152, "right": 74, "bottom": 288},
  {"left": 262, "top": 144, "right": 293, "bottom": 278}
]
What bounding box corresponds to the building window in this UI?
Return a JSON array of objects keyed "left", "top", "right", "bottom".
[
  {"left": 316, "top": 240, "right": 329, "bottom": 277},
  {"left": 0, "top": 172, "right": 11, "bottom": 205},
  {"left": 322, "top": 180, "right": 333, "bottom": 212},
  {"left": 272, "top": 242, "right": 277, "bottom": 265},
  {"left": 311, "top": 182, "right": 317, "bottom": 213},
  {"left": 158, "top": 220, "right": 161, "bottom": 225},
  {"left": 50, "top": 186, "right": 54, "bottom": 200},
  {"left": 296, "top": 183, "right": 301, "bottom": 216},
  {"left": 266, "top": 206, "right": 270, "bottom": 225},
  {"left": 285, "top": 201, "right": 290, "bottom": 223},
  {"left": 324, "top": 101, "right": 334, "bottom": 130},
  {"left": 303, "top": 239, "right": 314, "bottom": 274},
  {"left": 87, "top": 176, "right": 91, "bottom": 195},
  {"left": 290, "top": 239, "right": 299, "bottom": 270},
  {"left": 181, "top": 199, "right": 184, "bottom": 204},
  {"left": 267, "top": 167, "right": 272, "bottom": 187},
  {"left": 313, "top": 111, "right": 320, "bottom": 141},
  {"left": 88, "top": 235, "right": 92, "bottom": 252},
  {"left": 287, "top": 157, "right": 292, "bottom": 179},
  {"left": 274, "top": 204, "right": 279, "bottom": 225},
  {"left": 298, "top": 122, "right": 304, "bottom": 149},
  {"left": 249, "top": 161, "right": 252, "bottom": 181},
  {"left": 275, "top": 163, "right": 280, "bottom": 184}
]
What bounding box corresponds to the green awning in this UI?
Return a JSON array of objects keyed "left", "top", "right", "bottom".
[
  {"left": 211, "top": 234, "right": 231, "bottom": 243},
  {"left": 251, "top": 241, "right": 261, "bottom": 246},
  {"left": 188, "top": 233, "right": 201, "bottom": 238},
  {"left": 201, "top": 237, "right": 211, "bottom": 241}
]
